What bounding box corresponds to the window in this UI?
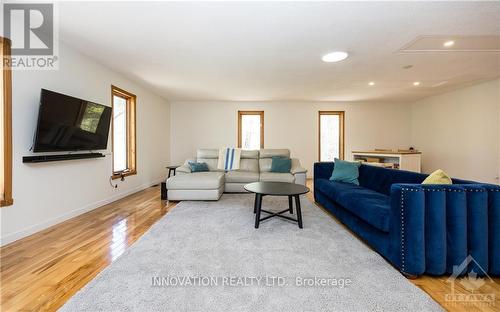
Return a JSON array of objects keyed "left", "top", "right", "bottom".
[
  {"left": 319, "top": 111, "right": 345, "bottom": 161},
  {"left": 111, "top": 85, "right": 136, "bottom": 179},
  {"left": 238, "top": 111, "right": 264, "bottom": 150},
  {"left": 1, "top": 37, "right": 13, "bottom": 207}
]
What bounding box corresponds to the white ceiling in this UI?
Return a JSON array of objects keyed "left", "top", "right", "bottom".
[{"left": 59, "top": 1, "right": 500, "bottom": 102}]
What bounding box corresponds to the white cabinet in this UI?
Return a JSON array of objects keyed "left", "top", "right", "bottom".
[{"left": 352, "top": 151, "right": 422, "bottom": 173}]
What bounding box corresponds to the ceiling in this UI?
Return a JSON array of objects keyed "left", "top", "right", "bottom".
[{"left": 58, "top": 1, "right": 500, "bottom": 102}]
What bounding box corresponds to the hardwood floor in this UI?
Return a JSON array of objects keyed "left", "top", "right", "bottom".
[
  {"left": 1, "top": 181, "right": 499, "bottom": 311},
  {"left": 0, "top": 186, "right": 174, "bottom": 311}
]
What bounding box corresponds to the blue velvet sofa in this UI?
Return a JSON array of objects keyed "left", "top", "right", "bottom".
[{"left": 314, "top": 162, "right": 500, "bottom": 277}]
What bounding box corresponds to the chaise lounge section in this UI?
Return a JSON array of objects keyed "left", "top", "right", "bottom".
[{"left": 314, "top": 162, "right": 500, "bottom": 277}]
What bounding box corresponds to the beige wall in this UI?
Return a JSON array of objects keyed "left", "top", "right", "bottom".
[
  {"left": 411, "top": 79, "right": 500, "bottom": 184},
  {"left": 171, "top": 79, "right": 500, "bottom": 184},
  {"left": 0, "top": 43, "right": 171, "bottom": 245},
  {"left": 170, "top": 101, "right": 413, "bottom": 176}
]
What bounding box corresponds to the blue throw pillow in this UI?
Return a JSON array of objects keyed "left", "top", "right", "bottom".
[
  {"left": 329, "top": 158, "right": 361, "bottom": 185},
  {"left": 270, "top": 156, "right": 291, "bottom": 173},
  {"left": 188, "top": 162, "right": 209, "bottom": 173}
]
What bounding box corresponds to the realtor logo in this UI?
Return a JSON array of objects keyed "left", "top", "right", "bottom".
[
  {"left": 4, "top": 3, "right": 53, "bottom": 55},
  {"left": 445, "top": 255, "right": 495, "bottom": 308},
  {"left": 2, "top": 2, "right": 59, "bottom": 69}
]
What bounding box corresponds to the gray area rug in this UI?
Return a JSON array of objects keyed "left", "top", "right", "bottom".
[{"left": 61, "top": 194, "right": 442, "bottom": 312}]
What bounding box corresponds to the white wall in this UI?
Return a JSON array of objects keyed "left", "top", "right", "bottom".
[
  {"left": 170, "top": 101, "right": 413, "bottom": 175},
  {"left": 411, "top": 79, "right": 500, "bottom": 184},
  {"left": 171, "top": 80, "right": 500, "bottom": 184},
  {"left": 0, "top": 43, "right": 170, "bottom": 245}
]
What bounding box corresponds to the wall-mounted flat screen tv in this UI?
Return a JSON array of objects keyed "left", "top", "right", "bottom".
[{"left": 33, "top": 89, "right": 112, "bottom": 152}]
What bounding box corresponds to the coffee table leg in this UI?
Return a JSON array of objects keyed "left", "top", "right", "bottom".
[
  {"left": 253, "top": 193, "right": 259, "bottom": 214},
  {"left": 255, "top": 194, "right": 262, "bottom": 229},
  {"left": 294, "top": 195, "right": 303, "bottom": 229},
  {"left": 288, "top": 195, "right": 293, "bottom": 214}
]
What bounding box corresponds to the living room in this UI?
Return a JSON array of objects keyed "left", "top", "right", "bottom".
[{"left": 1, "top": 1, "right": 499, "bottom": 311}]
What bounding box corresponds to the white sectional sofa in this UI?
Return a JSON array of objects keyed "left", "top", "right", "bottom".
[{"left": 166, "top": 148, "right": 307, "bottom": 201}]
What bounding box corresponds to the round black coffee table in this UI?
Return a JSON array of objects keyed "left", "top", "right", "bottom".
[{"left": 244, "top": 182, "right": 310, "bottom": 229}]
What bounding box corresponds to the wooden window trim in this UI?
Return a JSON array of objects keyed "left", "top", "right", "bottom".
[
  {"left": 1, "top": 37, "right": 13, "bottom": 207},
  {"left": 111, "top": 85, "right": 137, "bottom": 180},
  {"left": 318, "top": 111, "right": 345, "bottom": 161},
  {"left": 237, "top": 111, "right": 264, "bottom": 149}
]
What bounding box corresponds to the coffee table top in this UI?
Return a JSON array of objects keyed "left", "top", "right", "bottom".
[{"left": 244, "top": 182, "right": 310, "bottom": 196}]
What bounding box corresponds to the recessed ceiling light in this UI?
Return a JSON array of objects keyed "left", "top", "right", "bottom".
[
  {"left": 443, "top": 40, "right": 455, "bottom": 47},
  {"left": 322, "top": 51, "right": 349, "bottom": 63},
  {"left": 413, "top": 81, "right": 421, "bottom": 86},
  {"left": 368, "top": 81, "right": 375, "bottom": 86}
]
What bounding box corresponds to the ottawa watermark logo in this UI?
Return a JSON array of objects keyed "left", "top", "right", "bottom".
[
  {"left": 445, "top": 255, "right": 496, "bottom": 308},
  {"left": 3, "top": 2, "right": 59, "bottom": 70}
]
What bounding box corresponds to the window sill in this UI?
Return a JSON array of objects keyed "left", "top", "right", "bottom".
[
  {"left": 111, "top": 170, "right": 137, "bottom": 180},
  {"left": 0, "top": 198, "right": 14, "bottom": 207}
]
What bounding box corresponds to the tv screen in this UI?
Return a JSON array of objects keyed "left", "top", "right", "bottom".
[{"left": 33, "top": 89, "right": 112, "bottom": 152}]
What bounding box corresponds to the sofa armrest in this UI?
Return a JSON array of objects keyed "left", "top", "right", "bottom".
[
  {"left": 388, "top": 184, "right": 426, "bottom": 276},
  {"left": 389, "top": 183, "right": 484, "bottom": 277},
  {"left": 290, "top": 158, "right": 307, "bottom": 174},
  {"left": 176, "top": 158, "right": 196, "bottom": 174},
  {"left": 313, "top": 162, "right": 334, "bottom": 180},
  {"left": 176, "top": 165, "right": 191, "bottom": 174},
  {"left": 483, "top": 184, "right": 500, "bottom": 275}
]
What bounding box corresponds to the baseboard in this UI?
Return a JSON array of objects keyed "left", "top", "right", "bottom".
[{"left": 0, "top": 177, "right": 164, "bottom": 247}]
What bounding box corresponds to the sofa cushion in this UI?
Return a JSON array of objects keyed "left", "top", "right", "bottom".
[
  {"left": 259, "top": 149, "right": 290, "bottom": 158},
  {"left": 196, "top": 148, "right": 256, "bottom": 172},
  {"left": 188, "top": 161, "right": 209, "bottom": 172},
  {"left": 225, "top": 171, "right": 260, "bottom": 183},
  {"left": 259, "top": 158, "right": 272, "bottom": 172},
  {"left": 241, "top": 150, "right": 259, "bottom": 159},
  {"left": 259, "top": 149, "right": 291, "bottom": 172},
  {"left": 197, "top": 148, "right": 219, "bottom": 159},
  {"left": 270, "top": 157, "right": 291, "bottom": 173},
  {"left": 196, "top": 158, "right": 221, "bottom": 171},
  {"left": 240, "top": 159, "right": 259, "bottom": 172},
  {"left": 315, "top": 178, "right": 390, "bottom": 232},
  {"left": 329, "top": 158, "right": 360, "bottom": 185},
  {"left": 260, "top": 172, "right": 295, "bottom": 183},
  {"left": 195, "top": 148, "right": 222, "bottom": 171},
  {"left": 358, "top": 164, "right": 427, "bottom": 195},
  {"left": 166, "top": 172, "right": 225, "bottom": 190},
  {"left": 315, "top": 178, "right": 349, "bottom": 202},
  {"left": 422, "top": 169, "right": 452, "bottom": 185}
]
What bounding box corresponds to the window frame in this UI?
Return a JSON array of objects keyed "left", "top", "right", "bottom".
[
  {"left": 1, "top": 37, "right": 13, "bottom": 207},
  {"left": 237, "top": 110, "right": 264, "bottom": 149},
  {"left": 111, "top": 85, "right": 137, "bottom": 180},
  {"left": 318, "top": 111, "right": 345, "bottom": 161}
]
